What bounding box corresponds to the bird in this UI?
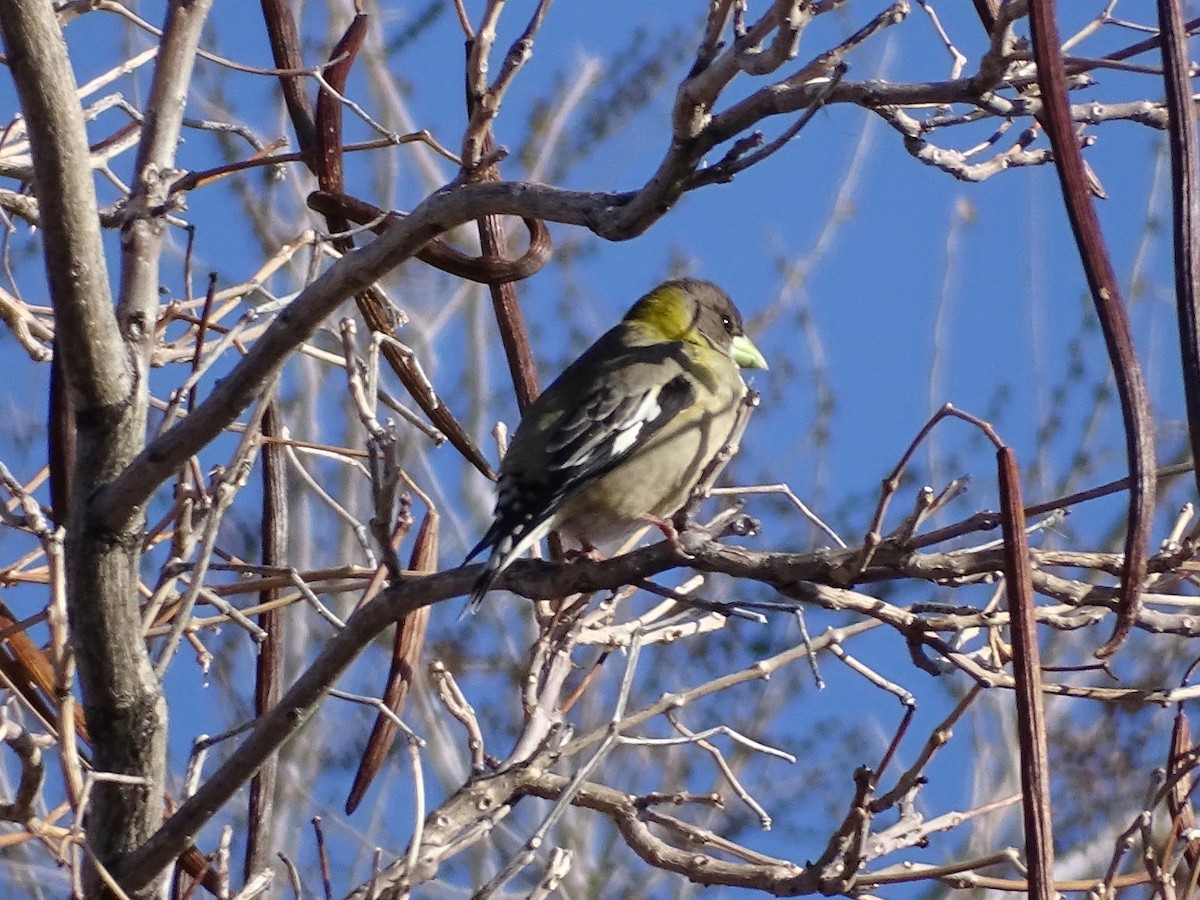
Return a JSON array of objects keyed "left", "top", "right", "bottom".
[{"left": 463, "top": 278, "right": 768, "bottom": 613}]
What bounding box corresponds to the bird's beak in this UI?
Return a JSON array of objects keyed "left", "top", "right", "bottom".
[{"left": 730, "top": 334, "right": 768, "bottom": 370}]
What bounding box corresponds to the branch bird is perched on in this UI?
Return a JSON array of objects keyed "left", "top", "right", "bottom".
[{"left": 465, "top": 278, "right": 768, "bottom": 613}]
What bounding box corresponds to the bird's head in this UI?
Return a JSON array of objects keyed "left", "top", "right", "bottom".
[{"left": 625, "top": 278, "right": 768, "bottom": 370}]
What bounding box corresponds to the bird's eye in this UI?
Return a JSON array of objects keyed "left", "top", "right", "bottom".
[{"left": 721, "top": 314, "right": 735, "bottom": 335}]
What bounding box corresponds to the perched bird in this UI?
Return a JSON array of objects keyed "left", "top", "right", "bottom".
[{"left": 464, "top": 278, "right": 768, "bottom": 612}]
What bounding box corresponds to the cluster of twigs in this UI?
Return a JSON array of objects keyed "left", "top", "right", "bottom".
[{"left": 0, "top": 0, "right": 1197, "bottom": 897}]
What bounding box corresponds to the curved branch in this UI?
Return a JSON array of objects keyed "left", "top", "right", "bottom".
[{"left": 1028, "top": 0, "right": 1156, "bottom": 660}]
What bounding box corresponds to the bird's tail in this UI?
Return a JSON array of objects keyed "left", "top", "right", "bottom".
[
  {"left": 461, "top": 527, "right": 506, "bottom": 618},
  {"left": 463, "top": 548, "right": 507, "bottom": 617},
  {"left": 461, "top": 517, "right": 552, "bottom": 617}
]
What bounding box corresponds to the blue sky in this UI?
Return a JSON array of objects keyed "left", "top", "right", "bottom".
[{"left": 0, "top": 1, "right": 1188, "bottom": 895}]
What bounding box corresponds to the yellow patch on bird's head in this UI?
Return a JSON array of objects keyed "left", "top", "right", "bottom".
[
  {"left": 622, "top": 278, "right": 767, "bottom": 370},
  {"left": 623, "top": 282, "right": 699, "bottom": 342}
]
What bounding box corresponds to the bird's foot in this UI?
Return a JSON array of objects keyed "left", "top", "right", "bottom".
[
  {"left": 643, "top": 514, "right": 697, "bottom": 559},
  {"left": 562, "top": 540, "right": 605, "bottom": 563}
]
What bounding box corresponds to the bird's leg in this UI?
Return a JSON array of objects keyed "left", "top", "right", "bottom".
[
  {"left": 559, "top": 535, "right": 605, "bottom": 562},
  {"left": 644, "top": 514, "right": 677, "bottom": 543},
  {"left": 644, "top": 513, "right": 695, "bottom": 559}
]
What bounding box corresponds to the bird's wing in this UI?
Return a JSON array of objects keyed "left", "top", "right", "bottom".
[
  {"left": 469, "top": 365, "right": 693, "bottom": 553},
  {"left": 463, "top": 341, "right": 693, "bottom": 611},
  {"left": 544, "top": 372, "right": 691, "bottom": 486}
]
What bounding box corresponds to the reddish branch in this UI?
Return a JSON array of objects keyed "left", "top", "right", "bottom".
[{"left": 1027, "top": 0, "right": 1156, "bottom": 660}]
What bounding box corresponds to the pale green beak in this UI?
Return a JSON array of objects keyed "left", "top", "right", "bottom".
[{"left": 731, "top": 333, "right": 768, "bottom": 370}]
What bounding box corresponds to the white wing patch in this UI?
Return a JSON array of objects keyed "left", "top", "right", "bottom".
[
  {"left": 547, "top": 384, "right": 666, "bottom": 472},
  {"left": 609, "top": 391, "right": 662, "bottom": 457}
]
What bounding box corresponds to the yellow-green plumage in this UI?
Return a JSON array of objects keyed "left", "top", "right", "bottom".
[{"left": 464, "top": 278, "right": 767, "bottom": 612}]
